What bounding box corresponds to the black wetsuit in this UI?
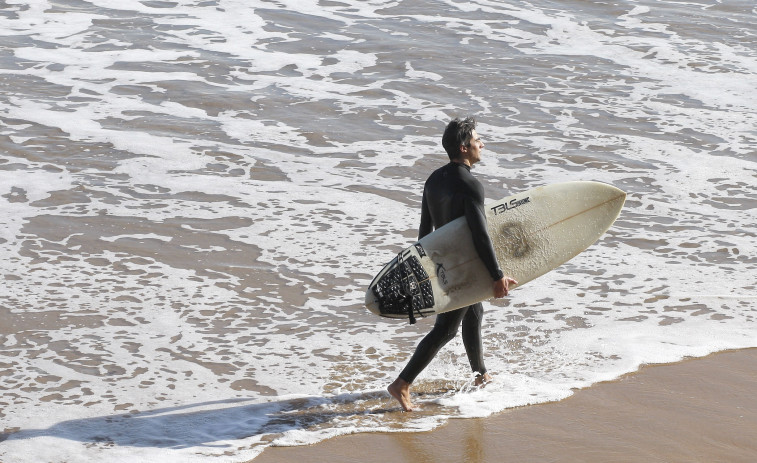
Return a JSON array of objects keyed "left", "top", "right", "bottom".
[{"left": 399, "top": 162, "right": 504, "bottom": 383}]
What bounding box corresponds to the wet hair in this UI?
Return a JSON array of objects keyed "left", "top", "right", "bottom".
[{"left": 442, "top": 116, "right": 476, "bottom": 161}]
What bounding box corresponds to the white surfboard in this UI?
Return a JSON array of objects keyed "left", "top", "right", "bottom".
[{"left": 365, "top": 181, "right": 626, "bottom": 321}]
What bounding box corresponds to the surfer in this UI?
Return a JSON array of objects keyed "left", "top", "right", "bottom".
[{"left": 388, "top": 117, "right": 517, "bottom": 412}]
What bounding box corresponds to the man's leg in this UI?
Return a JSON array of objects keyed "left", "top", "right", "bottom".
[
  {"left": 388, "top": 307, "right": 468, "bottom": 410},
  {"left": 461, "top": 303, "right": 491, "bottom": 385}
]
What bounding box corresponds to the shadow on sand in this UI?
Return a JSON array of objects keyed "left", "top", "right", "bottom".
[{"left": 1, "top": 390, "right": 406, "bottom": 450}]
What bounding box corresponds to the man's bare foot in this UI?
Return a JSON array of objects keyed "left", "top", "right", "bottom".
[
  {"left": 387, "top": 377, "right": 415, "bottom": 411},
  {"left": 474, "top": 372, "right": 492, "bottom": 387}
]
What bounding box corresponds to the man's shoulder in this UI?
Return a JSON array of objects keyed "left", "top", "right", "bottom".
[
  {"left": 427, "top": 161, "right": 469, "bottom": 179},
  {"left": 457, "top": 166, "right": 485, "bottom": 200},
  {"left": 425, "top": 163, "right": 484, "bottom": 197},
  {"left": 425, "top": 162, "right": 452, "bottom": 185},
  {"left": 431, "top": 161, "right": 454, "bottom": 175}
]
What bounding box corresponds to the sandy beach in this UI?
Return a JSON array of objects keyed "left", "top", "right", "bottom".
[{"left": 255, "top": 348, "right": 757, "bottom": 463}]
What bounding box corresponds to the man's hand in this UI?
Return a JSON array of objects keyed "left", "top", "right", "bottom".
[{"left": 493, "top": 276, "right": 518, "bottom": 298}]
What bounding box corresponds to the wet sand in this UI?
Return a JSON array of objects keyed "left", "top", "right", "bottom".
[{"left": 254, "top": 348, "right": 757, "bottom": 463}]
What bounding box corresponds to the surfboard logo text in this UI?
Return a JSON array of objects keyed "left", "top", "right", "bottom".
[{"left": 490, "top": 196, "right": 530, "bottom": 216}]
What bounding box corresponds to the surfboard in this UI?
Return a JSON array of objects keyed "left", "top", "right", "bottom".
[{"left": 365, "top": 181, "right": 626, "bottom": 321}]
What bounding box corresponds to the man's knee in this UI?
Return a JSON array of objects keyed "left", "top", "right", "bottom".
[
  {"left": 432, "top": 308, "right": 467, "bottom": 345},
  {"left": 440, "top": 325, "right": 459, "bottom": 344}
]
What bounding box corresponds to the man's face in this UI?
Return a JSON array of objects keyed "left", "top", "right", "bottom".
[{"left": 461, "top": 130, "right": 484, "bottom": 165}]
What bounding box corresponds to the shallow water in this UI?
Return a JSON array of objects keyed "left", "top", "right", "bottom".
[{"left": 1, "top": 0, "right": 755, "bottom": 461}]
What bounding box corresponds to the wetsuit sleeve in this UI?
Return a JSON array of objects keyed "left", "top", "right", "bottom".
[
  {"left": 463, "top": 183, "right": 505, "bottom": 281},
  {"left": 418, "top": 187, "right": 433, "bottom": 239}
]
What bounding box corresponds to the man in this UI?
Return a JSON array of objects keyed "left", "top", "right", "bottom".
[{"left": 387, "top": 117, "right": 517, "bottom": 412}]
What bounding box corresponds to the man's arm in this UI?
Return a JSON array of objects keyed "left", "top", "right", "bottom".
[
  {"left": 464, "top": 196, "right": 518, "bottom": 297},
  {"left": 463, "top": 184, "right": 504, "bottom": 282},
  {"left": 418, "top": 188, "right": 433, "bottom": 240}
]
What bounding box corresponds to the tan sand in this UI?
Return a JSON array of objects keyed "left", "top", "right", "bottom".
[{"left": 254, "top": 348, "right": 757, "bottom": 463}]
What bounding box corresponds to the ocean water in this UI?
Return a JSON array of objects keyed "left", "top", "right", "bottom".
[{"left": 0, "top": 0, "right": 755, "bottom": 461}]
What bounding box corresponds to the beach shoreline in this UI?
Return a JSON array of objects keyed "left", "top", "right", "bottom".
[{"left": 254, "top": 348, "right": 757, "bottom": 463}]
